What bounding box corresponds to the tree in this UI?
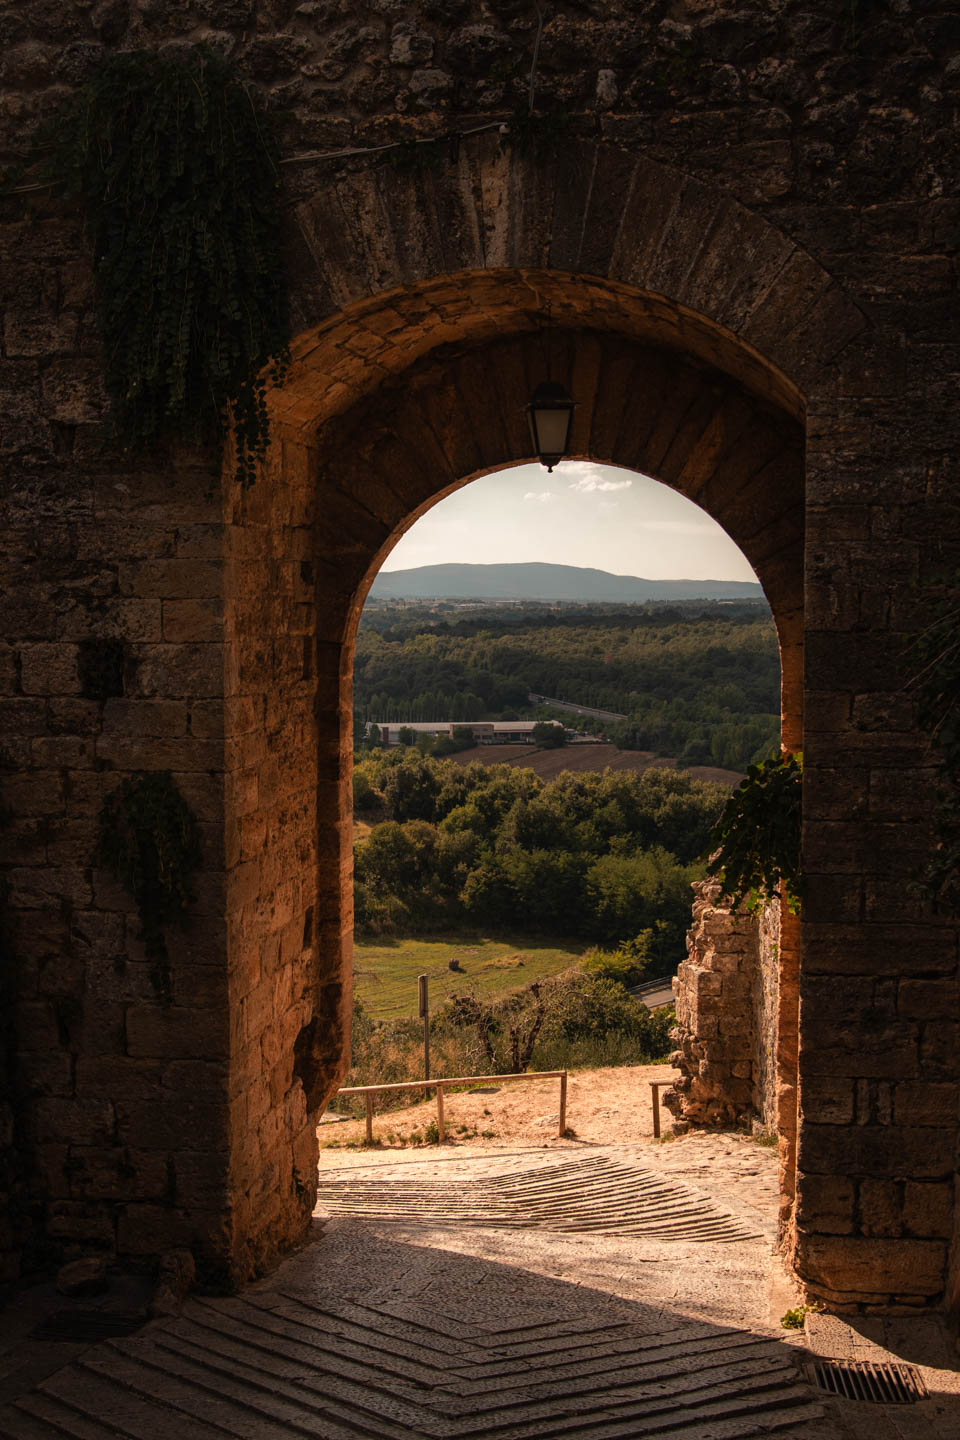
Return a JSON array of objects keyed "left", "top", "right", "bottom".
[
  {"left": 382, "top": 756, "right": 441, "bottom": 822},
  {"left": 532, "top": 720, "right": 565, "bottom": 749}
]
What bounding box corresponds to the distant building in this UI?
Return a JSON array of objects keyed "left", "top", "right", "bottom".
[{"left": 367, "top": 719, "right": 564, "bottom": 747}]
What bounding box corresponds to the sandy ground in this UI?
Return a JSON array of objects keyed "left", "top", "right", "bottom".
[{"left": 322, "top": 1062, "right": 703, "bottom": 1150}]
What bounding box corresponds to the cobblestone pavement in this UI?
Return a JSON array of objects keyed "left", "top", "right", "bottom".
[{"left": 1, "top": 1134, "right": 957, "bottom": 1438}]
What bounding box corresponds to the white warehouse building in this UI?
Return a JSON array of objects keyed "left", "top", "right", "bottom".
[{"left": 368, "top": 719, "right": 564, "bottom": 747}]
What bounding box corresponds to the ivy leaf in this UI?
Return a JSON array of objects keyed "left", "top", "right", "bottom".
[
  {"left": 704, "top": 753, "right": 803, "bottom": 914},
  {"left": 38, "top": 46, "right": 290, "bottom": 484}
]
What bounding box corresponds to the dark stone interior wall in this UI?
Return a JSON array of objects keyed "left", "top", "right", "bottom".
[{"left": 0, "top": 2, "right": 958, "bottom": 1307}]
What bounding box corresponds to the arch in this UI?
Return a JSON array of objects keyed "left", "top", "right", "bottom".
[
  {"left": 285, "top": 136, "right": 864, "bottom": 404},
  {"left": 215, "top": 136, "right": 881, "bottom": 1291},
  {"left": 220, "top": 238, "right": 828, "bottom": 1276}
]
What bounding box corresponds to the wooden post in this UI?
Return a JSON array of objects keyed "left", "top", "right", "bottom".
[
  {"left": 436, "top": 1082, "right": 445, "bottom": 1142},
  {"left": 365, "top": 1092, "right": 374, "bottom": 1145},
  {"left": 418, "top": 973, "right": 430, "bottom": 1084},
  {"left": 558, "top": 1072, "right": 567, "bottom": 1137},
  {"left": 651, "top": 1082, "right": 661, "bottom": 1140}
]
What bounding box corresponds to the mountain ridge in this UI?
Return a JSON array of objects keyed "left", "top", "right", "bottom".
[{"left": 370, "top": 561, "right": 764, "bottom": 602}]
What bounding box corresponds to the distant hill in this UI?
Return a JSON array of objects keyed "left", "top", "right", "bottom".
[{"left": 370, "top": 562, "right": 764, "bottom": 603}]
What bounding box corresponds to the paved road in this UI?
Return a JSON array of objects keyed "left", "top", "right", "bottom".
[{"left": 528, "top": 693, "right": 627, "bottom": 722}]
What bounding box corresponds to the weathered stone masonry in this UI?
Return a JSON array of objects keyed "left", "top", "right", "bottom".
[
  {"left": 0, "top": 2, "right": 958, "bottom": 1315},
  {"left": 668, "top": 879, "right": 782, "bottom": 1134}
]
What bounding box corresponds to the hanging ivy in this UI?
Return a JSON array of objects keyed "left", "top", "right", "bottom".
[
  {"left": 41, "top": 46, "right": 289, "bottom": 484},
  {"left": 705, "top": 752, "right": 803, "bottom": 914},
  {"left": 903, "top": 569, "right": 960, "bottom": 912},
  {"left": 96, "top": 771, "right": 201, "bottom": 1001}
]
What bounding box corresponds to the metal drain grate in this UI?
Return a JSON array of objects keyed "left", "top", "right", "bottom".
[
  {"left": 31, "top": 1309, "right": 147, "bottom": 1343},
  {"left": 809, "top": 1359, "right": 927, "bottom": 1404}
]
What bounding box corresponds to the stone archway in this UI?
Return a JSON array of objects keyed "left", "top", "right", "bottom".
[
  {"left": 215, "top": 137, "right": 866, "bottom": 1287},
  {"left": 224, "top": 254, "right": 818, "bottom": 1288},
  {"left": 8, "top": 131, "right": 956, "bottom": 1315}
]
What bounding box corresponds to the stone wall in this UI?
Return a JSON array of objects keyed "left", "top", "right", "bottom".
[
  {"left": 667, "top": 877, "right": 781, "bottom": 1133},
  {"left": 0, "top": 0, "right": 958, "bottom": 1311}
]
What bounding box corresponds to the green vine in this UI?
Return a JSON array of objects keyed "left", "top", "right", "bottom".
[
  {"left": 705, "top": 753, "right": 803, "bottom": 914},
  {"left": 40, "top": 46, "right": 289, "bottom": 484},
  {"left": 904, "top": 569, "right": 960, "bottom": 912},
  {"left": 95, "top": 771, "right": 201, "bottom": 1001}
]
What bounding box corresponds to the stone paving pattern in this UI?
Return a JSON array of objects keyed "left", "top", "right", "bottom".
[{"left": 2, "top": 1135, "right": 958, "bottom": 1438}]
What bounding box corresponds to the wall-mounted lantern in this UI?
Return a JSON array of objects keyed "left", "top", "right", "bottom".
[{"left": 527, "top": 381, "right": 575, "bottom": 472}]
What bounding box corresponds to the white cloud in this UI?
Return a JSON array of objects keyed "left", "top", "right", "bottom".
[
  {"left": 523, "top": 490, "right": 556, "bottom": 503},
  {"left": 568, "top": 471, "right": 633, "bottom": 494}
]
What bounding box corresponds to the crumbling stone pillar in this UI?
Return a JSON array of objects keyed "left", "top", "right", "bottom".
[{"left": 667, "top": 878, "right": 781, "bottom": 1132}]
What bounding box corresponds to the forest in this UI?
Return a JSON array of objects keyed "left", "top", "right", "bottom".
[
  {"left": 353, "top": 750, "right": 729, "bottom": 976},
  {"left": 354, "top": 600, "right": 780, "bottom": 772}
]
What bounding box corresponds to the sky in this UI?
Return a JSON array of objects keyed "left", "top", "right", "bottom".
[{"left": 381, "top": 461, "right": 758, "bottom": 582}]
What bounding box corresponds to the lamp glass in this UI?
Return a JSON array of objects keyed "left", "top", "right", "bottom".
[{"left": 528, "top": 382, "right": 574, "bottom": 470}]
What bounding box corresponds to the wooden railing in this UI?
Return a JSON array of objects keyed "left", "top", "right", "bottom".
[{"left": 337, "top": 1070, "right": 568, "bottom": 1144}]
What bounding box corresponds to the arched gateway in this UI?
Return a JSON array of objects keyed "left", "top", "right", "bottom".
[{"left": 3, "top": 129, "right": 957, "bottom": 1315}]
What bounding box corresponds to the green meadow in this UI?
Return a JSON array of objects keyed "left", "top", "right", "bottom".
[{"left": 352, "top": 935, "right": 587, "bottom": 1020}]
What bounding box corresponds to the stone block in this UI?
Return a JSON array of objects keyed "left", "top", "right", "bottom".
[
  {"left": 95, "top": 735, "right": 223, "bottom": 772},
  {"left": 0, "top": 698, "right": 48, "bottom": 736},
  {"left": 117, "top": 1205, "right": 194, "bottom": 1256},
  {"left": 892, "top": 1081, "right": 959, "bottom": 1127},
  {"left": 898, "top": 980, "right": 960, "bottom": 1021},
  {"left": 798, "top": 1234, "right": 947, "bottom": 1299},
  {"left": 76, "top": 1057, "right": 164, "bottom": 1102},
  {"left": 31, "top": 735, "right": 95, "bottom": 768},
  {"left": 66, "top": 1147, "right": 169, "bottom": 1203},
  {"left": 173, "top": 1151, "right": 228, "bottom": 1209},
  {"left": 132, "top": 644, "right": 224, "bottom": 700},
  {"left": 163, "top": 598, "right": 224, "bottom": 643},
  {"left": 126, "top": 1005, "right": 227, "bottom": 1061},
  {"left": 803, "top": 922, "right": 956, "bottom": 976},
  {"left": 795, "top": 1174, "right": 856, "bottom": 1235},
  {"left": 101, "top": 699, "right": 189, "bottom": 737},
  {"left": 116, "top": 1094, "right": 228, "bottom": 1153},
  {"left": 34, "top": 1098, "right": 115, "bottom": 1147},
  {"left": 799, "top": 1123, "right": 954, "bottom": 1180},
  {"left": 920, "top": 1022, "right": 960, "bottom": 1079},
  {"left": 8, "top": 865, "right": 93, "bottom": 910},
  {"left": 903, "top": 1181, "right": 954, "bottom": 1240},
  {"left": 40, "top": 359, "right": 106, "bottom": 423},
  {"left": 119, "top": 560, "right": 221, "bottom": 600},
  {"left": 859, "top": 1179, "right": 901, "bottom": 1237},
  {"left": 20, "top": 643, "right": 79, "bottom": 695},
  {"left": 47, "top": 1202, "right": 116, "bottom": 1250}
]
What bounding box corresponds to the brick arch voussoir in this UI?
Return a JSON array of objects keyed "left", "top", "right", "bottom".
[{"left": 288, "top": 134, "right": 865, "bottom": 410}]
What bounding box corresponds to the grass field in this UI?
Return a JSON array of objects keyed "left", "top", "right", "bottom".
[{"left": 353, "top": 935, "right": 587, "bottom": 1020}]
